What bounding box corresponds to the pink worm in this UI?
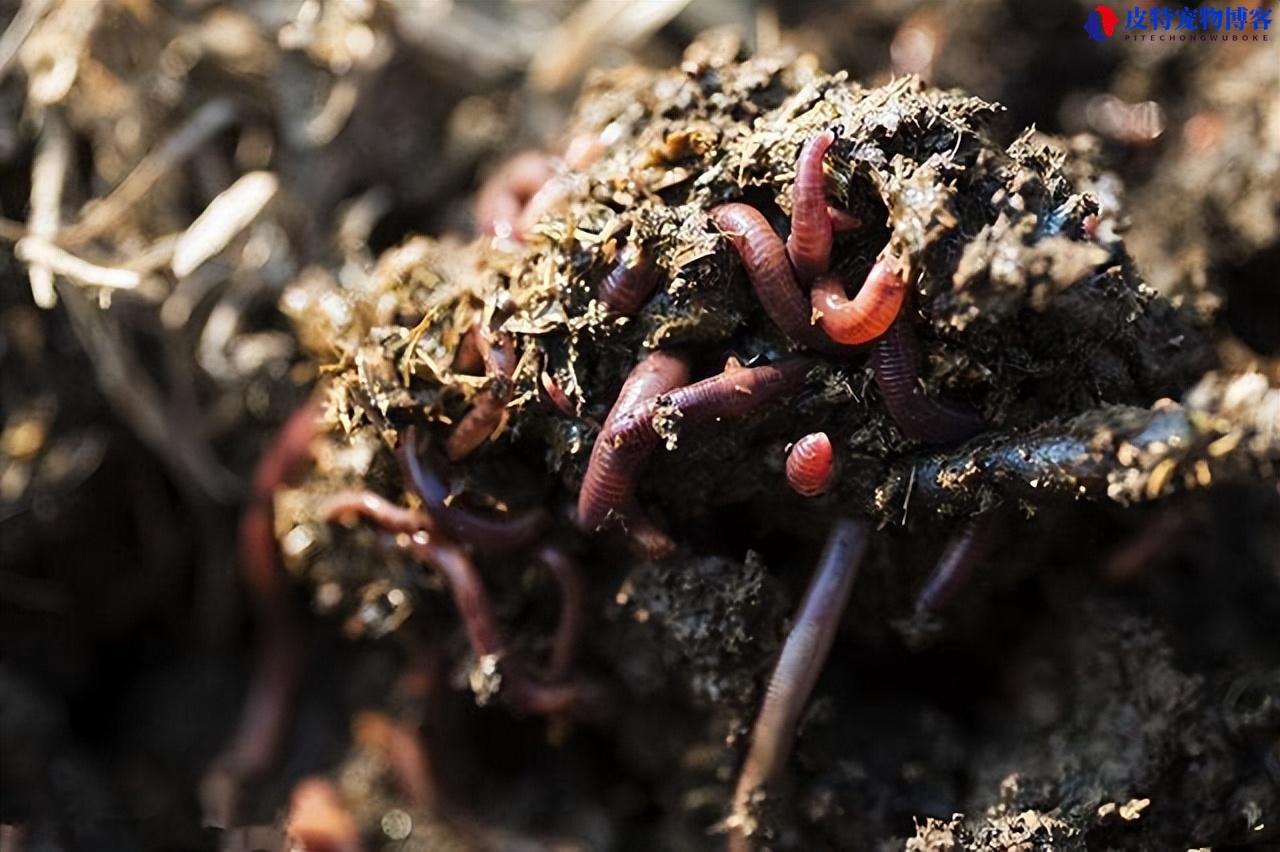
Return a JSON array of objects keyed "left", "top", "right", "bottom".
[
  {"left": 598, "top": 247, "right": 660, "bottom": 316},
  {"left": 404, "top": 530, "right": 591, "bottom": 717},
  {"left": 322, "top": 494, "right": 584, "bottom": 704},
  {"left": 530, "top": 545, "right": 585, "bottom": 681},
  {"left": 577, "top": 351, "right": 692, "bottom": 531},
  {"left": 871, "top": 313, "right": 985, "bottom": 445},
  {"left": 399, "top": 425, "right": 548, "bottom": 554},
  {"left": 810, "top": 254, "right": 909, "bottom": 345},
  {"left": 729, "top": 519, "right": 869, "bottom": 851},
  {"left": 580, "top": 359, "right": 814, "bottom": 530},
  {"left": 202, "top": 402, "right": 321, "bottom": 828},
  {"left": 709, "top": 203, "right": 840, "bottom": 353},
  {"left": 446, "top": 329, "right": 516, "bottom": 462},
  {"left": 473, "top": 151, "right": 554, "bottom": 240},
  {"left": 786, "top": 431, "right": 835, "bottom": 497},
  {"left": 786, "top": 130, "right": 836, "bottom": 283},
  {"left": 913, "top": 516, "right": 993, "bottom": 616},
  {"left": 322, "top": 490, "right": 431, "bottom": 534}
]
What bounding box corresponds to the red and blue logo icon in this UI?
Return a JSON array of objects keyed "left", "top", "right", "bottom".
[{"left": 1084, "top": 4, "right": 1120, "bottom": 39}]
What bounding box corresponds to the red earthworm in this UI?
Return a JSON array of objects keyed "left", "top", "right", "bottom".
[
  {"left": 404, "top": 530, "right": 591, "bottom": 717},
  {"left": 406, "top": 530, "right": 504, "bottom": 660},
  {"left": 474, "top": 151, "right": 554, "bottom": 240},
  {"left": 913, "top": 516, "right": 993, "bottom": 617},
  {"left": 285, "top": 778, "right": 365, "bottom": 852},
  {"left": 729, "top": 519, "right": 869, "bottom": 851},
  {"left": 580, "top": 357, "right": 812, "bottom": 530},
  {"left": 540, "top": 371, "right": 576, "bottom": 416},
  {"left": 577, "top": 351, "right": 691, "bottom": 530},
  {"left": 810, "top": 255, "right": 908, "bottom": 345},
  {"left": 598, "top": 246, "right": 660, "bottom": 316},
  {"left": 871, "top": 312, "right": 985, "bottom": 445},
  {"left": 248, "top": 401, "right": 324, "bottom": 507},
  {"left": 502, "top": 676, "right": 592, "bottom": 717},
  {"left": 201, "top": 401, "right": 321, "bottom": 828},
  {"left": 655, "top": 357, "right": 814, "bottom": 426},
  {"left": 399, "top": 425, "right": 548, "bottom": 554},
  {"left": 709, "top": 203, "right": 837, "bottom": 352},
  {"left": 786, "top": 432, "right": 835, "bottom": 497},
  {"left": 320, "top": 483, "right": 574, "bottom": 688},
  {"left": 786, "top": 130, "right": 836, "bottom": 284},
  {"left": 530, "top": 545, "right": 584, "bottom": 681},
  {"left": 322, "top": 490, "right": 432, "bottom": 535},
  {"left": 452, "top": 326, "right": 485, "bottom": 375},
  {"left": 581, "top": 357, "right": 813, "bottom": 530},
  {"left": 446, "top": 329, "right": 516, "bottom": 462}
]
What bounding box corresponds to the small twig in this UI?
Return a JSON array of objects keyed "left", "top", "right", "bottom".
[
  {"left": 15, "top": 237, "right": 142, "bottom": 291},
  {"left": 25, "top": 107, "right": 70, "bottom": 308},
  {"left": 0, "top": 218, "right": 25, "bottom": 242},
  {"left": 59, "top": 99, "right": 238, "bottom": 247},
  {"left": 57, "top": 283, "right": 239, "bottom": 502},
  {"left": 171, "top": 171, "right": 278, "bottom": 277},
  {"left": 0, "top": 0, "right": 52, "bottom": 81}
]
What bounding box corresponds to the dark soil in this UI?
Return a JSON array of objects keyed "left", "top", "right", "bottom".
[{"left": 1, "top": 4, "right": 1277, "bottom": 851}]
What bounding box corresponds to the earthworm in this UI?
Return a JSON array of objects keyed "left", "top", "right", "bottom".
[
  {"left": 913, "top": 516, "right": 993, "bottom": 616},
  {"left": 654, "top": 357, "right": 814, "bottom": 427},
  {"left": 516, "top": 129, "right": 615, "bottom": 235},
  {"left": 709, "top": 203, "right": 836, "bottom": 352},
  {"left": 452, "top": 326, "right": 485, "bottom": 375},
  {"left": 810, "top": 255, "right": 909, "bottom": 345},
  {"left": 404, "top": 530, "right": 591, "bottom": 717},
  {"left": 446, "top": 329, "right": 516, "bottom": 462},
  {"left": 786, "top": 130, "right": 835, "bottom": 283},
  {"left": 598, "top": 246, "right": 660, "bottom": 316},
  {"left": 201, "top": 402, "right": 320, "bottom": 828},
  {"left": 406, "top": 530, "right": 504, "bottom": 661},
  {"left": 518, "top": 174, "right": 575, "bottom": 235},
  {"left": 785, "top": 432, "right": 834, "bottom": 497},
  {"left": 580, "top": 357, "right": 812, "bottom": 530},
  {"left": 285, "top": 778, "right": 365, "bottom": 852},
  {"left": 729, "top": 519, "right": 869, "bottom": 850},
  {"left": 530, "top": 545, "right": 585, "bottom": 681},
  {"left": 399, "top": 425, "right": 547, "bottom": 554},
  {"left": 871, "top": 313, "right": 985, "bottom": 445},
  {"left": 577, "top": 351, "right": 691, "bottom": 531},
  {"left": 474, "top": 151, "right": 554, "bottom": 240},
  {"left": 540, "top": 372, "right": 576, "bottom": 416},
  {"left": 322, "top": 490, "right": 431, "bottom": 535}
]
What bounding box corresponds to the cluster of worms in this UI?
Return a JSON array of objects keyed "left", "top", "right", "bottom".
[{"left": 206, "top": 128, "right": 1000, "bottom": 849}]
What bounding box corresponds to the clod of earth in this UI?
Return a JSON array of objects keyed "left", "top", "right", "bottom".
[{"left": 222, "top": 40, "right": 1277, "bottom": 849}]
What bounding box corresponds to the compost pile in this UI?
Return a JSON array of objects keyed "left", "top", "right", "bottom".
[{"left": 1, "top": 4, "right": 1277, "bottom": 852}]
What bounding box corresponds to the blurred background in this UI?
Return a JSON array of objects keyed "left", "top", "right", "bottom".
[{"left": 0, "top": 1, "right": 1275, "bottom": 850}]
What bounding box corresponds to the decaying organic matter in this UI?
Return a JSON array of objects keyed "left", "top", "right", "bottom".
[
  {"left": 253, "top": 37, "right": 1277, "bottom": 850},
  {"left": 3, "top": 9, "right": 1278, "bottom": 851}
]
